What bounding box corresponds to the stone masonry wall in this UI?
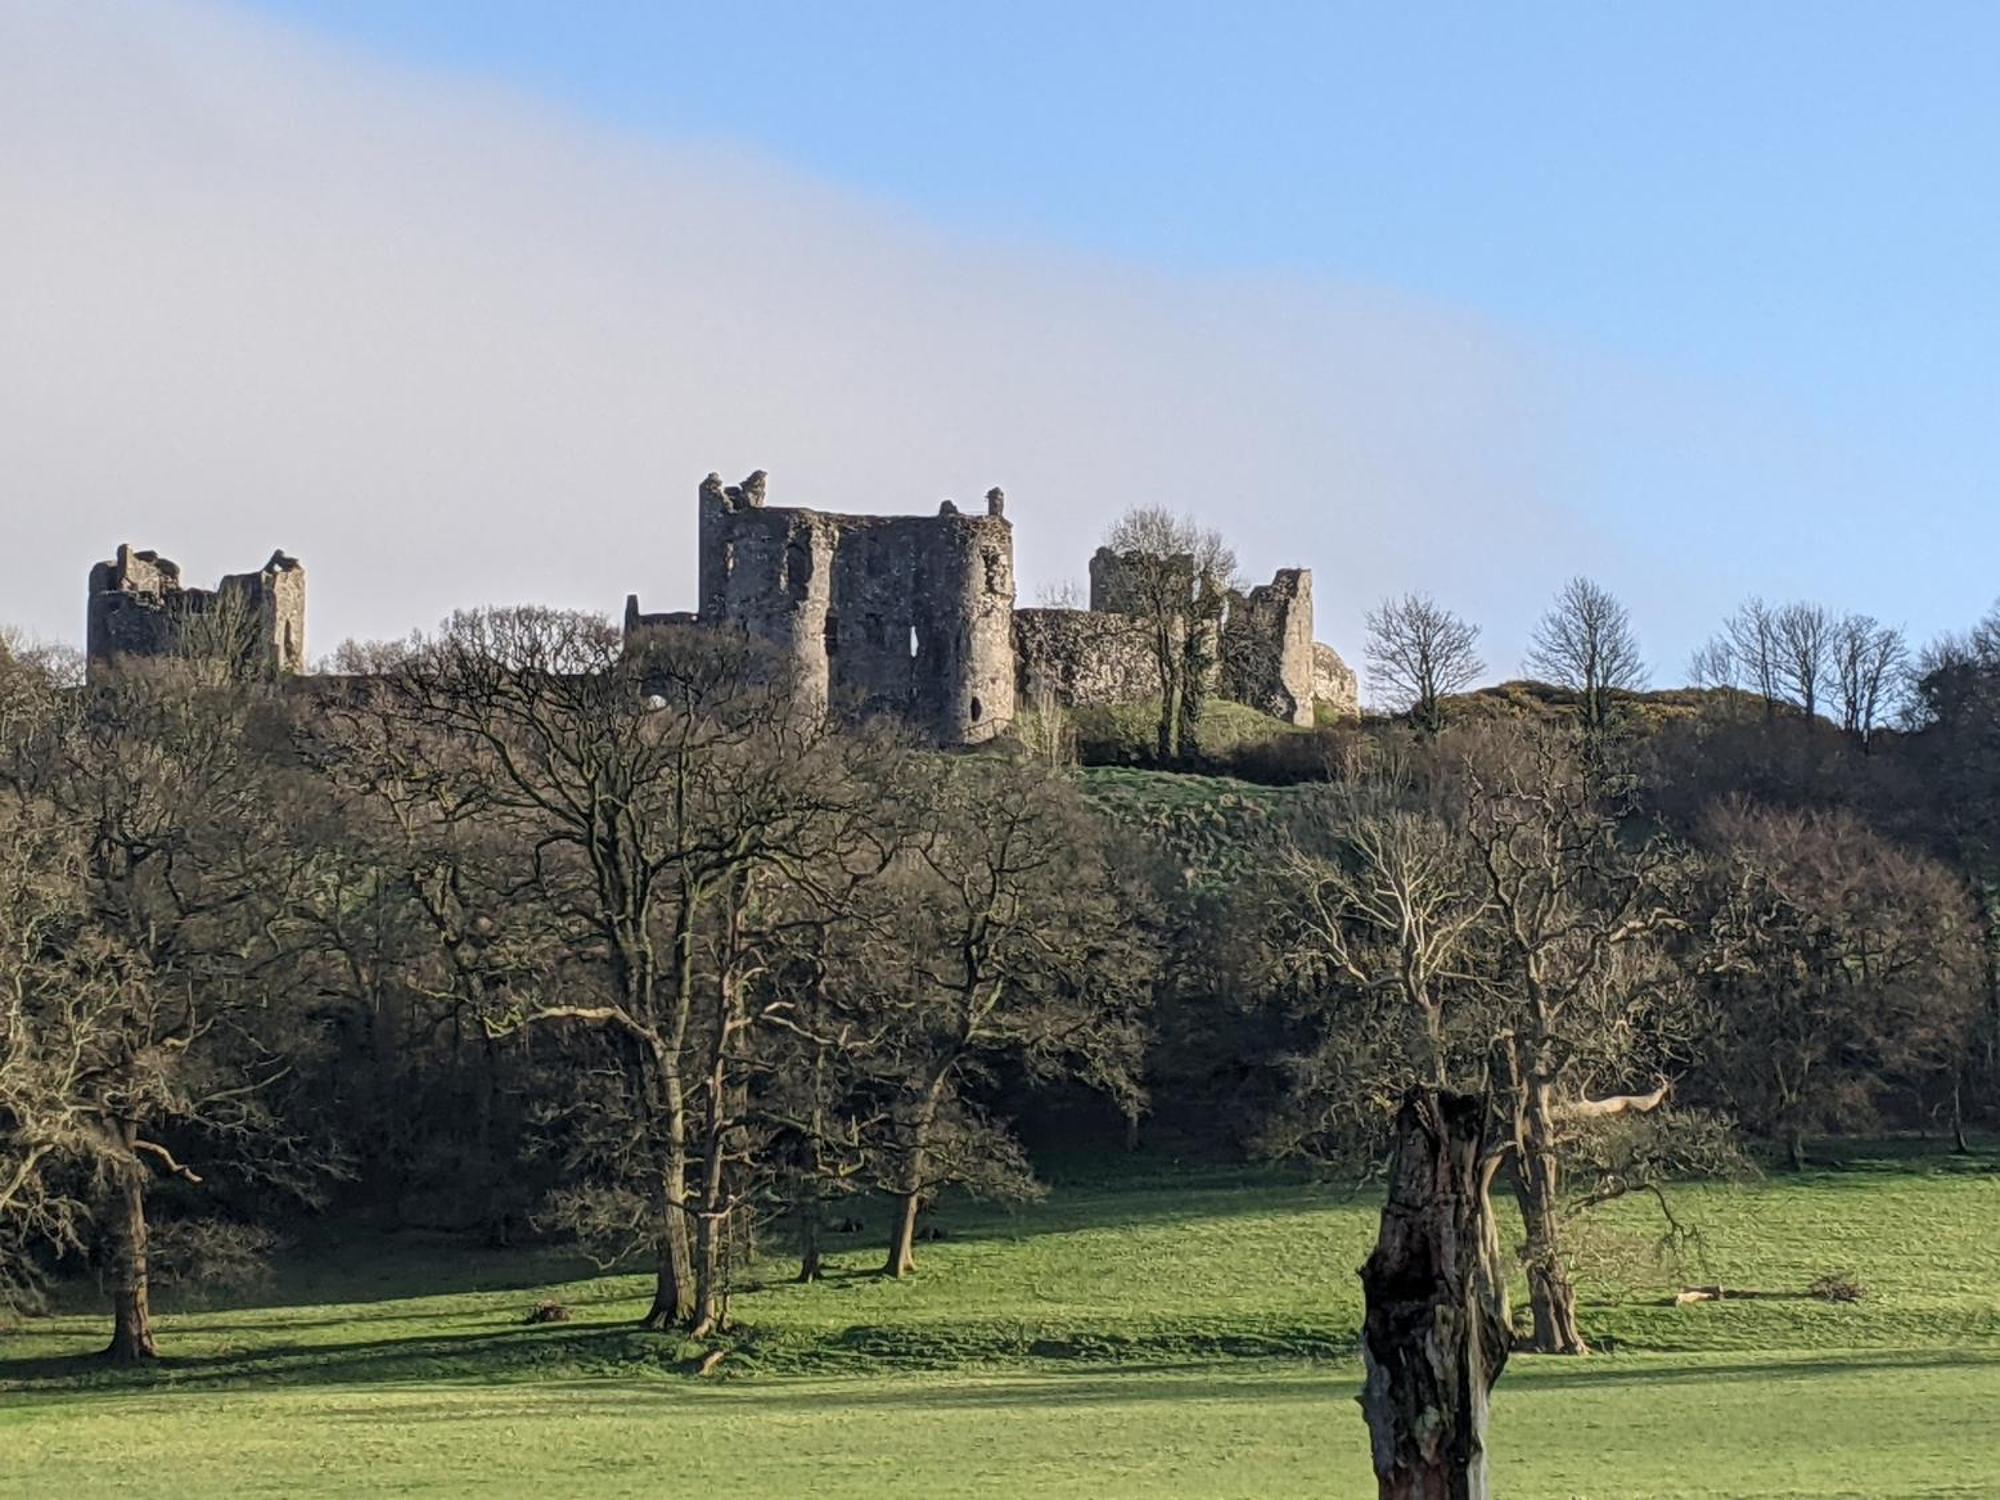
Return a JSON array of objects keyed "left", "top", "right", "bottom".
[
  {"left": 87, "top": 544, "right": 306, "bottom": 679},
  {"left": 655, "top": 472, "right": 1016, "bottom": 743},
  {"left": 1220, "top": 568, "right": 1316, "bottom": 727},
  {"left": 1012, "top": 608, "right": 1158, "bottom": 709},
  {"left": 1312, "top": 642, "right": 1360, "bottom": 720}
]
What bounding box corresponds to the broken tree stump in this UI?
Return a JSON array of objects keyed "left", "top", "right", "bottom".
[{"left": 1358, "top": 1089, "right": 1511, "bottom": 1500}]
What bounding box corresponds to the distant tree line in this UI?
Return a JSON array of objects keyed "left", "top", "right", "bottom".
[{"left": 3, "top": 539, "right": 1999, "bottom": 1365}]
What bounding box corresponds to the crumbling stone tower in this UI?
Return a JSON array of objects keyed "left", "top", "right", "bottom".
[
  {"left": 1220, "top": 569, "right": 1317, "bottom": 726},
  {"left": 632, "top": 471, "right": 1016, "bottom": 743},
  {"left": 86, "top": 544, "right": 306, "bottom": 680}
]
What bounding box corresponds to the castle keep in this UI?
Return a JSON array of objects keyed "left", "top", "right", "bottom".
[
  {"left": 628, "top": 471, "right": 1017, "bottom": 744},
  {"left": 86, "top": 472, "right": 1355, "bottom": 740}
]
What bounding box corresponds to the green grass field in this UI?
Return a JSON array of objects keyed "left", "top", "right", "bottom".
[{"left": 5, "top": 1148, "right": 2000, "bottom": 1497}]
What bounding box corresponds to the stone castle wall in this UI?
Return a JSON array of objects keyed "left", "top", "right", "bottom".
[
  {"left": 87, "top": 544, "right": 306, "bottom": 679},
  {"left": 634, "top": 472, "right": 1016, "bottom": 743},
  {"left": 1220, "top": 569, "right": 1317, "bottom": 727},
  {"left": 1012, "top": 608, "right": 1158, "bottom": 709},
  {"left": 1313, "top": 643, "right": 1359, "bottom": 719},
  {"left": 1081, "top": 546, "right": 1351, "bottom": 727},
  {"left": 646, "top": 480, "right": 1363, "bottom": 742}
]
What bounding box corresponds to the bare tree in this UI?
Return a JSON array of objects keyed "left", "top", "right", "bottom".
[
  {"left": 326, "top": 610, "right": 868, "bottom": 1336},
  {"left": 1016, "top": 679, "right": 1079, "bottom": 773},
  {"left": 1524, "top": 577, "right": 1646, "bottom": 736},
  {"left": 1833, "top": 614, "right": 1907, "bottom": 745},
  {"left": 1364, "top": 594, "right": 1485, "bottom": 732},
  {"left": 1700, "top": 802, "right": 1981, "bottom": 1167},
  {"left": 1698, "top": 598, "right": 1849, "bottom": 720},
  {"left": 1687, "top": 636, "right": 1739, "bottom": 694},
  {"left": 871, "top": 760, "right": 1155, "bottom": 1276},
  {"left": 1698, "top": 598, "right": 1781, "bottom": 710},
  {"left": 0, "top": 661, "right": 322, "bottom": 1359},
  {"left": 1458, "top": 724, "right": 1715, "bottom": 1354},
  {"left": 1773, "top": 602, "right": 1834, "bottom": 718},
  {"left": 1269, "top": 797, "right": 1488, "bottom": 1091},
  {"left": 0, "top": 812, "right": 120, "bottom": 1313},
  {"left": 1102, "top": 508, "right": 1240, "bottom": 762}
]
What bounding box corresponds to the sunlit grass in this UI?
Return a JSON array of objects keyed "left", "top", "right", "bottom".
[{"left": 4, "top": 1143, "right": 1998, "bottom": 1496}]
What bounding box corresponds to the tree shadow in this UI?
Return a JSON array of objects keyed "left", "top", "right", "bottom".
[{"left": 0, "top": 1321, "right": 683, "bottom": 1398}]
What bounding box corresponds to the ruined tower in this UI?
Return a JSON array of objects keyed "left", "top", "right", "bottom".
[
  {"left": 1220, "top": 569, "right": 1317, "bottom": 727},
  {"left": 633, "top": 472, "right": 1016, "bottom": 744},
  {"left": 86, "top": 545, "right": 306, "bottom": 680}
]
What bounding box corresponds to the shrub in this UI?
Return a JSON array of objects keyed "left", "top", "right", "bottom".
[{"left": 1809, "top": 1271, "right": 1868, "bottom": 1304}]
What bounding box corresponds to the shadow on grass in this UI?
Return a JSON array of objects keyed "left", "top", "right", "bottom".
[
  {"left": 29, "top": 1160, "right": 1358, "bottom": 1328},
  {"left": 1500, "top": 1344, "right": 2000, "bottom": 1392},
  {"left": 23, "top": 1346, "right": 1999, "bottom": 1427},
  {"left": 31, "top": 1235, "right": 612, "bottom": 1323},
  {"left": 0, "top": 1315, "right": 1363, "bottom": 1399},
  {"left": 296, "top": 1369, "right": 1356, "bottom": 1425},
  {"left": 0, "top": 1322, "right": 680, "bottom": 1397}
]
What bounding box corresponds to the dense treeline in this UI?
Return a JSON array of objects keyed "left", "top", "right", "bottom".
[{"left": 3, "top": 577, "right": 1998, "bottom": 1363}]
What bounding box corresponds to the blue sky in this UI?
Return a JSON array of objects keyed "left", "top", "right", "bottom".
[
  {"left": 236, "top": 2, "right": 2000, "bottom": 391},
  {"left": 5, "top": 2, "right": 1996, "bottom": 686}
]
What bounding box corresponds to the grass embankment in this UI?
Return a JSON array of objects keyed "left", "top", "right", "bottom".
[
  {"left": 1080, "top": 766, "right": 1306, "bottom": 886},
  {"left": 4, "top": 1148, "right": 2000, "bottom": 1496}
]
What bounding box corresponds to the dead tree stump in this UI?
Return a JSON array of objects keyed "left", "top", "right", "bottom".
[{"left": 1358, "top": 1090, "right": 1511, "bottom": 1500}]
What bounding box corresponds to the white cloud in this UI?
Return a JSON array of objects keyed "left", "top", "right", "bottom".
[{"left": 1, "top": 0, "right": 1735, "bottom": 685}]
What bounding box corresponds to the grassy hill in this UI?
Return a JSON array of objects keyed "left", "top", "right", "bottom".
[
  {"left": 5, "top": 1145, "right": 1999, "bottom": 1497},
  {"left": 1079, "top": 767, "right": 1308, "bottom": 887},
  {"left": 1058, "top": 682, "right": 1766, "bottom": 796},
  {"left": 1433, "top": 678, "right": 1755, "bottom": 728}
]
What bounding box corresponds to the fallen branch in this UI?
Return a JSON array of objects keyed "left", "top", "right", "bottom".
[{"left": 1554, "top": 1079, "right": 1670, "bottom": 1121}]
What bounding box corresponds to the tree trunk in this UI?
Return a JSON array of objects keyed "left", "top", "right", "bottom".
[
  {"left": 641, "top": 892, "right": 701, "bottom": 1331},
  {"left": 640, "top": 1142, "right": 696, "bottom": 1330},
  {"left": 884, "top": 1186, "right": 922, "bottom": 1278},
  {"left": 1513, "top": 1084, "right": 1586, "bottom": 1355},
  {"left": 884, "top": 1076, "right": 944, "bottom": 1278},
  {"left": 104, "top": 1166, "right": 157, "bottom": 1364},
  {"left": 690, "top": 1206, "right": 726, "bottom": 1339},
  {"left": 1787, "top": 1128, "right": 1806, "bottom": 1172},
  {"left": 796, "top": 1192, "right": 825, "bottom": 1283},
  {"left": 687, "top": 1041, "right": 737, "bottom": 1337},
  {"left": 1359, "top": 1089, "right": 1509, "bottom": 1500},
  {"left": 794, "top": 1068, "right": 829, "bottom": 1281},
  {"left": 1159, "top": 678, "right": 1183, "bottom": 764}
]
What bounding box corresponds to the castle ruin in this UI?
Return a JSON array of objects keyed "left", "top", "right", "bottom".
[
  {"left": 83, "top": 472, "right": 1356, "bottom": 741},
  {"left": 86, "top": 544, "right": 306, "bottom": 680},
  {"left": 628, "top": 472, "right": 1358, "bottom": 743},
  {"left": 628, "top": 471, "right": 1017, "bottom": 744}
]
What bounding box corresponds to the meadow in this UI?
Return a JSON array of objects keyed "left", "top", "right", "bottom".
[{"left": 5, "top": 1146, "right": 1999, "bottom": 1498}]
